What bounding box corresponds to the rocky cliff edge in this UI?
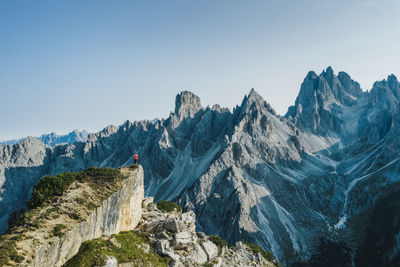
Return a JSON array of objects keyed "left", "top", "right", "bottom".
[{"left": 0, "top": 165, "right": 144, "bottom": 267}]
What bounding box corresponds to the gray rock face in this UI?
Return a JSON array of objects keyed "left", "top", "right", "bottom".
[
  {"left": 155, "top": 239, "right": 169, "bottom": 255},
  {"left": 174, "top": 91, "right": 204, "bottom": 119},
  {"left": 165, "top": 218, "right": 180, "bottom": 233},
  {"left": 2, "top": 69, "right": 400, "bottom": 265},
  {"left": 200, "top": 240, "right": 218, "bottom": 261}
]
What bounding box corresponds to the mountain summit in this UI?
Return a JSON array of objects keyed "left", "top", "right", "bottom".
[
  {"left": 174, "top": 91, "right": 204, "bottom": 118},
  {"left": 286, "top": 67, "right": 365, "bottom": 135}
]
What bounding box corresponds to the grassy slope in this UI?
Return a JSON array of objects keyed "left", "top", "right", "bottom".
[{"left": 63, "top": 231, "right": 170, "bottom": 267}]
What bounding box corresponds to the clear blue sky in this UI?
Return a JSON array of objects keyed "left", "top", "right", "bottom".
[{"left": 1, "top": 0, "right": 399, "bottom": 140}]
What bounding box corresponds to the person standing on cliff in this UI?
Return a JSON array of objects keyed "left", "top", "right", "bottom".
[{"left": 133, "top": 153, "right": 138, "bottom": 164}]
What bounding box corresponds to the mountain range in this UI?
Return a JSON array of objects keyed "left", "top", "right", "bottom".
[
  {"left": 1, "top": 67, "right": 399, "bottom": 266},
  {"left": 0, "top": 130, "right": 89, "bottom": 146}
]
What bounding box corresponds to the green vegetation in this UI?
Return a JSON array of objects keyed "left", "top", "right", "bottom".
[
  {"left": 27, "top": 167, "right": 126, "bottom": 210},
  {"left": 52, "top": 224, "right": 67, "bottom": 237},
  {"left": 0, "top": 239, "right": 24, "bottom": 265},
  {"left": 293, "top": 239, "right": 351, "bottom": 267},
  {"left": 243, "top": 241, "right": 277, "bottom": 263},
  {"left": 86, "top": 202, "right": 96, "bottom": 210},
  {"left": 76, "top": 167, "right": 125, "bottom": 184},
  {"left": 209, "top": 235, "right": 227, "bottom": 256},
  {"left": 63, "top": 231, "right": 170, "bottom": 267},
  {"left": 157, "top": 200, "right": 182, "bottom": 213},
  {"left": 209, "top": 235, "right": 227, "bottom": 248},
  {"left": 202, "top": 262, "right": 213, "bottom": 267},
  {"left": 75, "top": 197, "right": 86, "bottom": 205},
  {"left": 354, "top": 185, "right": 400, "bottom": 267},
  {"left": 27, "top": 172, "right": 76, "bottom": 209}
]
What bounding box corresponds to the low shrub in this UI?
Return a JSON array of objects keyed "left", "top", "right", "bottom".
[
  {"left": 52, "top": 224, "right": 67, "bottom": 237},
  {"left": 75, "top": 197, "right": 86, "bottom": 205},
  {"left": 0, "top": 239, "right": 23, "bottom": 265},
  {"left": 86, "top": 202, "right": 97, "bottom": 210},
  {"left": 27, "top": 172, "right": 77, "bottom": 209},
  {"left": 156, "top": 200, "right": 182, "bottom": 213},
  {"left": 242, "top": 241, "right": 281, "bottom": 266},
  {"left": 209, "top": 235, "right": 227, "bottom": 248},
  {"left": 77, "top": 167, "right": 125, "bottom": 184}
]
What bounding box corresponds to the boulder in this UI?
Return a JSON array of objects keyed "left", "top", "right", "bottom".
[
  {"left": 173, "top": 231, "right": 193, "bottom": 250},
  {"left": 156, "top": 230, "right": 170, "bottom": 240},
  {"left": 103, "top": 256, "right": 118, "bottom": 267},
  {"left": 165, "top": 251, "right": 181, "bottom": 266},
  {"left": 165, "top": 217, "right": 179, "bottom": 233},
  {"left": 181, "top": 211, "right": 196, "bottom": 232},
  {"left": 235, "top": 241, "right": 244, "bottom": 249},
  {"left": 155, "top": 239, "right": 170, "bottom": 255},
  {"left": 142, "top": 197, "right": 154, "bottom": 208},
  {"left": 201, "top": 240, "right": 218, "bottom": 261},
  {"left": 187, "top": 243, "right": 208, "bottom": 264},
  {"left": 196, "top": 232, "right": 207, "bottom": 239}
]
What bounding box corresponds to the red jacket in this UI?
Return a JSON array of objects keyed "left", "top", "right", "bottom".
[{"left": 134, "top": 154, "right": 138, "bottom": 160}]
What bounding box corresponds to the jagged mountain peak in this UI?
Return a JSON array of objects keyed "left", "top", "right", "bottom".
[
  {"left": 372, "top": 74, "right": 399, "bottom": 89},
  {"left": 369, "top": 74, "right": 400, "bottom": 111},
  {"left": 87, "top": 125, "right": 118, "bottom": 141},
  {"left": 103, "top": 124, "right": 118, "bottom": 134},
  {"left": 388, "top": 73, "right": 399, "bottom": 86},
  {"left": 174, "top": 91, "right": 204, "bottom": 118},
  {"left": 286, "top": 67, "right": 364, "bottom": 135},
  {"left": 20, "top": 136, "right": 43, "bottom": 146},
  {"left": 248, "top": 87, "right": 260, "bottom": 97},
  {"left": 377, "top": 74, "right": 400, "bottom": 96},
  {"left": 321, "top": 66, "right": 335, "bottom": 85},
  {"left": 337, "top": 71, "right": 363, "bottom": 97},
  {"left": 301, "top": 67, "right": 361, "bottom": 98},
  {"left": 238, "top": 88, "right": 276, "bottom": 116},
  {"left": 246, "top": 88, "right": 264, "bottom": 103},
  {"left": 306, "top": 70, "right": 318, "bottom": 78}
]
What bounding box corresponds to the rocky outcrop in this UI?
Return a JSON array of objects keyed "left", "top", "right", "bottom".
[
  {"left": 0, "top": 166, "right": 144, "bottom": 267},
  {"left": 138, "top": 198, "right": 280, "bottom": 266},
  {"left": 85, "top": 197, "right": 280, "bottom": 267}
]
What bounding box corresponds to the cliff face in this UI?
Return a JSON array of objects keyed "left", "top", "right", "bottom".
[{"left": 0, "top": 166, "right": 144, "bottom": 267}]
